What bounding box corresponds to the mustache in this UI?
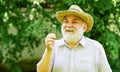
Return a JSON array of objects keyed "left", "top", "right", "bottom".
[{"left": 64, "top": 28, "right": 75, "bottom": 31}]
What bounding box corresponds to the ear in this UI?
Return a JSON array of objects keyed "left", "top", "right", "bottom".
[{"left": 83, "top": 23, "right": 87, "bottom": 32}]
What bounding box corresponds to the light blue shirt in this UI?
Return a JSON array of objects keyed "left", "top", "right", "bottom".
[{"left": 51, "top": 36, "right": 112, "bottom": 72}]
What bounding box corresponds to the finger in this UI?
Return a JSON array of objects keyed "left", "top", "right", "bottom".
[
  {"left": 47, "top": 42, "right": 55, "bottom": 45},
  {"left": 45, "top": 38, "right": 54, "bottom": 43},
  {"left": 46, "top": 40, "right": 55, "bottom": 43},
  {"left": 46, "top": 37, "right": 56, "bottom": 40},
  {"left": 47, "top": 33, "right": 56, "bottom": 39},
  {"left": 46, "top": 42, "right": 55, "bottom": 49},
  {"left": 45, "top": 34, "right": 56, "bottom": 43},
  {"left": 45, "top": 41, "right": 55, "bottom": 46}
]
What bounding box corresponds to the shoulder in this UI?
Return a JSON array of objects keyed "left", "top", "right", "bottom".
[
  {"left": 85, "top": 37, "right": 103, "bottom": 48},
  {"left": 84, "top": 37, "right": 106, "bottom": 54}
]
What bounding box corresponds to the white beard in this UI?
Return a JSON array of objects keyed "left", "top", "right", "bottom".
[{"left": 61, "top": 27, "right": 84, "bottom": 43}]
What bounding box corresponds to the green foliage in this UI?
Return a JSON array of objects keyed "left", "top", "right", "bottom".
[{"left": 0, "top": 0, "right": 120, "bottom": 72}]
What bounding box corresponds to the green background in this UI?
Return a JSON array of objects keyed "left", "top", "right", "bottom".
[{"left": 0, "top": 0, "right": 120, "bottom": 72}]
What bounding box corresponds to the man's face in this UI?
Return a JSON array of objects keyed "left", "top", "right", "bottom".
[{"left": 61, "top": 15, "right": 87, "bottom": 43}]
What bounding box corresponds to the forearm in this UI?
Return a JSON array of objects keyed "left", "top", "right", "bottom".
[{"left": 37, "top": 49, "right": 53, "bottom": 72}]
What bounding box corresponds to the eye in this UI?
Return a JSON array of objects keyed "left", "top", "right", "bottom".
[{"left": 63, "top": 20, "right": 68, "bottom": 23}]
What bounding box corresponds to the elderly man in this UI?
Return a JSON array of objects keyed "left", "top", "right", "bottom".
[{"left": 37, "top": 5, "right": 112, "bottom": 72}]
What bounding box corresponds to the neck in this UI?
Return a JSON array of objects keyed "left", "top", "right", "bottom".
[
  {"left": 67, "top": 42, "right": 77, "bottom": 48},
  {"left": 66, "top": 39, "right": 80, "bottom": 48}
]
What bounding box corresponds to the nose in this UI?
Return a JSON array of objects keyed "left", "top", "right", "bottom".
[{"left": 66, "top": 22, "right": 73, "bottom": 27}]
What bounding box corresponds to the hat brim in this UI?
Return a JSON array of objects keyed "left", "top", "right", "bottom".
[{"left": 56, "top": 11, "right": 93, "bottom": 32}]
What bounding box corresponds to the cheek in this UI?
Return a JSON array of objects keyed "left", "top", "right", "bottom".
[
  {"left": 76, "top": 26, "right": 84, "bottom": 32},
  {"left": 62, "top": 24, "right": 66, "bottom": 27},
  {"left": 61, "top": 24, "right": 66, "bottom": 30}
]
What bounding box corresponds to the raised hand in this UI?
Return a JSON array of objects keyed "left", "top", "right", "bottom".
[{"left": 45, "top": 33, "right": 56, "bottom": 50}]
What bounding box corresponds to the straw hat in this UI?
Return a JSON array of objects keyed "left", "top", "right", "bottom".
[{"left": 56, "top": 5, "right": 94, "bottom": 32}]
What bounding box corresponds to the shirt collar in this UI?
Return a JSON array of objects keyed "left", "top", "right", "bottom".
[
  {"left": 57, "top": 38, "right": 65, "bottom": 46},
  {"left": 58, "top": 36, "right": 86, "bottom": 47},
  {"left": 79, "top": 36, "right": 86, "bottom": 47}
]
